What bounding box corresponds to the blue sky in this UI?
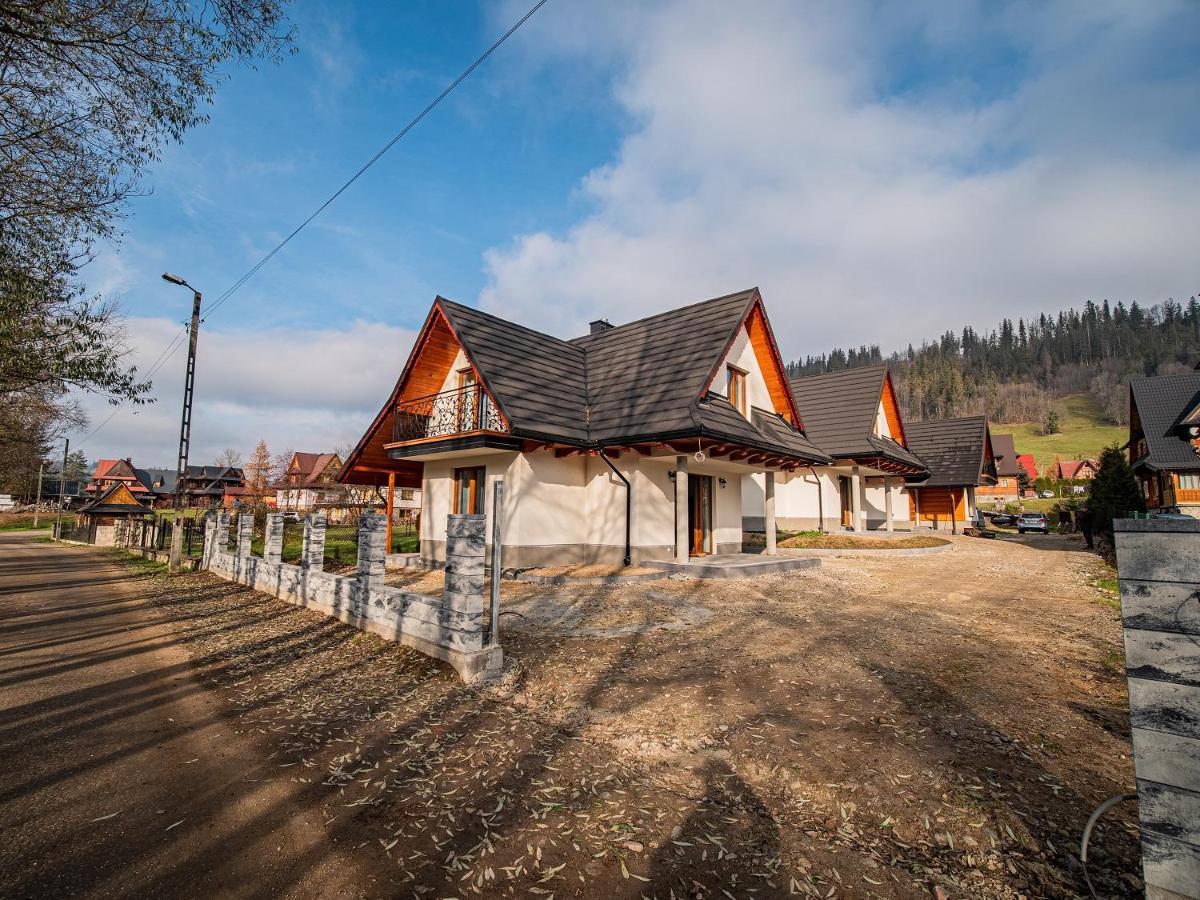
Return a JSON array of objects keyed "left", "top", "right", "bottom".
[{"left": 77, "top": 0, "right": 1200, "bottom": 466}]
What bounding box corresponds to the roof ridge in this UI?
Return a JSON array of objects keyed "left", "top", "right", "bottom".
[
  {"left": 788, "top": 363, "right": 887, "bottom": 385},
  {"left": 569, "top": 287, "right": 758, "bottom": 344},
  {"left": 436, "top": 296, "right": 584, "bottom": 356}
]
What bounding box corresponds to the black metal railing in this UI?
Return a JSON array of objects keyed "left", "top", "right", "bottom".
[{"left": 392, "top": 385, "right": 507, "bottom": 443}]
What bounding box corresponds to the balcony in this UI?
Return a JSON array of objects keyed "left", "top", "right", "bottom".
[{"left": 391, "top": 385, "right": 508, "bottom": 445}]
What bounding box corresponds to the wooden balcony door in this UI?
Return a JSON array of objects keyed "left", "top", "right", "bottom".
[
  {"left": 688, "top": 475, "right": 713, "bottom": 556},
  {"left": 457, "top": 368, "right": 479, "bottom": 432},
  {"left": 838, "top": 477, "right": 852, "bottom": 528}
]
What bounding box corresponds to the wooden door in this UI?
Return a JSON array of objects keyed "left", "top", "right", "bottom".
[
  {"left": 688, "top": 475, "right": 713, "bottom": 556},
  {"left": 839, "top": 477, "right": 852, "bottom": 528},
  {"left": 457, "top": 369, "right": 479, "bottom": 431}
]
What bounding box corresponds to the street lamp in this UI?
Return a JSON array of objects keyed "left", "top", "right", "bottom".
[{"left": 162, "top": 272, "right": 202, "bottom": 574}]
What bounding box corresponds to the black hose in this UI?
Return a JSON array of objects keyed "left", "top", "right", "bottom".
[{"left": 598, "top": 449, "right": 632, "bottom": 567}]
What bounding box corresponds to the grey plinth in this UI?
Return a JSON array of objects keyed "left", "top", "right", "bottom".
[
  {"left": 1114, "top": 518, "right": 1200, "bottom": 900},
  {"left": 302, "top": 512, "right": 326, "bottom": 571},
  {"left": 236, "top": 513, "right": 253, "bottom": 557},
  {"left": 356, "top": 513, "right": 387, "bottom": 610},
  {"left": 444, "top": 515, "right": 486, "bottom": 616},
  {"left": 263, "top": 513, "right": 284, "bottom": 565}
]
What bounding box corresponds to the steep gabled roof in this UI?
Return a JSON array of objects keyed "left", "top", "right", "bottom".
[
  {"left": 80, "top": 481, "right": 151, "bottom": 515},
  {"left": 1016, "top": 453, "right": 1038, "bottom": 480},
  {"left": 1130, "top": 373, "right": 1200, "bottom": 472},
  {"left": 788, "top": 365, "right": 926, "bottom": 474},
  {"left": 990, "top": 434, "right": 1023, "bottom": 477},
  {"left": 905, "top": 416, "right": 995, "bottom": 488},
  {"left": 437, "top": 299, "right": 589, "bottom": 443}
]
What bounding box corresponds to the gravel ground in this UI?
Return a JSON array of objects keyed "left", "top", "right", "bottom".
[{"left": 22, "top": 530, "right": 1140, "bottom": 898}]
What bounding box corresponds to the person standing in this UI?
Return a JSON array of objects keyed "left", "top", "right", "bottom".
[{"left": 1078, "top": 503, "right": 1095, "bottom": 550}]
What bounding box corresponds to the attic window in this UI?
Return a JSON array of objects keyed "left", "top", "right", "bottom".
[{"left": 727, "top": 365, "right": 747, "bottom": 415}]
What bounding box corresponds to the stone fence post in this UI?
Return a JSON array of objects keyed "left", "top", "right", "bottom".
[
  {"left": 237, "top": 513, "right": 253, "bottom": 557},
  {"left": 355, "top": 513, "right": 387, "bottom": 614},
  {"left": 215, "top": 510, "right": 230, "bottom": 552},
  {"left": 1113, "top": 518, "right": 1200, "bottom": 900},
  {"left": 444, "top": 514, "right": 486, "bottom": 619},
  {"left": 263, "top": 512, "right": 284, "bottom": 565},
  {"left": 302, "top": 512, "right": 326, "bottom": 571},
  {"left": 202, "top": 512, "right": 217, "bottom": 568}
]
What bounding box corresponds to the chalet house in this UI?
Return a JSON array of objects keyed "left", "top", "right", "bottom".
[
  {"left": 176, "top": 465, "right": 245, "bottom": 508},
  {"left": 1128, "top": 372, "right": 1200, "bottom": 514},
  {"left": 751, "top": 366, "right": 928, "bottom": 531},
  {"left": 340, "top": 289, "right": 832, "bottom": 566},
  {"left": 275, "top": 452, "right": 347, "bottom": 511},
  {"left": 1016, "top": 453, "right": 1038, "bottom": 492},
  {"left": 978, "top": 433, "right": 1023, "bottom": 503},
  {"left": 85, "top": 459, "right": 153, "bottom": 502},
  {"left": 1052, "top": 458, "right": 1099, "bottom": 481},
  {"left": 133, "top": 467, "right": 179, "bottom": 508},
  {"left": 901, "top": 416, "right": 997, "bottom": 531},
  {"left": 77, "top": 482, "right": 152, "bottom": 546}
]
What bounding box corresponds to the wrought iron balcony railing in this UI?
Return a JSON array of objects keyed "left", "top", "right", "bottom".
[{"left": 392, "top": 385, "right": 507, "bottom": 443}]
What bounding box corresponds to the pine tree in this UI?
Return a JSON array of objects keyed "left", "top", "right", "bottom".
[{"left": 1088, "top": 445, "right": 1145, "bottom": 536}]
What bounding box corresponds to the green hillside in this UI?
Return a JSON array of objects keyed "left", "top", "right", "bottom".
[{"left": 994, "top": 394, "right": 1126, "bottom": 475}]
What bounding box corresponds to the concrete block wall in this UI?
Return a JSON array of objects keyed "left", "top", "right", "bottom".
[
  {"left": 1114, "top": 518, "right": 1200, "bottom": 899},
  {"left": 201, "top": 509, "right": 500, "bottom": 682}
]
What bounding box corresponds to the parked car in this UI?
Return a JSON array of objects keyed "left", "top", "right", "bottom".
[
  {"left": 990, "top": 513, "right": 1016, "bottom": 527},
  {"left": 281, "top": 511, "right": 301, "bottom": 521},
  {"left": 1039, "top": 490, "right": 1054, "bottom": 499},
  {"left": 1151, "top": 506, "right": 1198, "bottom": 521},
  {"left": 1018, "top": 512, "right": 1049, "bottom": 534}
]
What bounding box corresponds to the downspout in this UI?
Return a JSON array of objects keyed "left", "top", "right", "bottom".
[
  {"left": 801, "top": 466, "right": 825, "bottom": 532},
  {"left": 599, "top": 448, "right": 632, "bottom": 567}
]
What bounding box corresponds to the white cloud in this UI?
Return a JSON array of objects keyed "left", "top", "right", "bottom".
[
  {"left": 480, "top": 0, "right": 1200, "bottom": 355},
  {"left": 71, "top": 316, "right": 415, "bottom": 468}
]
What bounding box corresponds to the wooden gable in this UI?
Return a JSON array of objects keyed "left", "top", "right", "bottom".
[
  {"left": 98, "top": 483, "right": 141, "bottom": 508},
  {"left": 878, "top": 371, "right": 907, "bottom": 446},
  {"left": 740, "top": 296, "right": 802, "bottom": 428}
]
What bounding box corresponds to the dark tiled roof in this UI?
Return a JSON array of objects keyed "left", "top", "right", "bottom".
[
  {"left": 990, "top": 434, "right": 1023, "bottom": 476},
  {"left": 135, "top": 467, "right": 178, "bottom": 495},
  {"left": 439, "top": 299, "right": 590, "bottom": 443},
  {"left": 571, "top": 290, "right": 755, "bottom": 443},
  {"left": 788, "top": 365, "right": 927, "bottom": 473},
  {"left": 1130, "top": 373, "right": 1200, "bottom": 472},
  {"left": 905, "top": 416, "right": 994, "bottom": 487},
  {"left": 430, "top": 290, "right": 827, "bottom": 464}
]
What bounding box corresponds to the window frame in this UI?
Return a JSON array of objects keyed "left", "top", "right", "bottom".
[
  {"left": 726, "top": 364, "right": 748, "bottom": 415},
  {"left": 453, "top": 466, "right": 486, "bottom": 515}
]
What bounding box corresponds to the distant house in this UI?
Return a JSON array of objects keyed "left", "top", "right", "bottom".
[
  {"left": 902, "top": 416, "right": 998, "bottom": 531},
  {"left": 176, "top": 465, "right": 245, "bottom": 508},
  {"left": 1016, "top": 453, "right": 1038, "bottom": 483},
  {"left": 133, "top": 467, "right": 179, "bottom": 508},
  {"left": 1053, "top": 458, "right": 1099, "bottom": 481},
  {"left": 274, "top": 452, "right": 350, "bottom": 511},
  {"left": 77, "top": 482, "right": 152, "bottom": 546},
  {"left": 1128, "top": 372, "right": 1200, "bottom": 514},
  {"left": 977, "top": 433, "right": 1023, "bottom": 503},
  {"left": 86, "top": 459, "right": 153, "bottom": 501}
]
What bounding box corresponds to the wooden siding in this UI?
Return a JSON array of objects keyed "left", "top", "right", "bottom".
[
  {"left": 745, "top": 302, "right": 799, "bottom": 427},
  {"left": 880, "top": 371, "right": 906, "bottom": 445},
  {"left": 909, "top": 486, "right": 965, "bottom": 523}
]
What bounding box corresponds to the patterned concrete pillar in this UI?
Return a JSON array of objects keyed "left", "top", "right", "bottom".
[
  {"left": 355, "top": 513, "right": 387, "bottom": 611},
  {"left": 764, "top": 470, "right": 777, "bottom": 555},
  {"left": 202, "top": 511, "right": 218, "bottom": 568},
  {"left": 237, "top": 513, "right": 253, "bottom": 557},
  {"left": 444, "top": 514, "right": 486, "bottom": 616},
  {"left": 214, "top": 510, "right": 230, "bottom": 551},
  {"left": 674, "top": 455, "right": 689, "bottom": 563},
  {"left": 302, "top": 511, "right": 326, "bottom": 570},
  {"left": 263, "top": 512, "right": 284, "bottom": 565}
]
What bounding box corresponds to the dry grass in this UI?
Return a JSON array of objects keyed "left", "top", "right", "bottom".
[{"left": 778, "top": 533, "right": 950, "bottom": 550}]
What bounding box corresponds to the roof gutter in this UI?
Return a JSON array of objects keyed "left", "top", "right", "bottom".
[{"left": 597, "top": 448, "right": 632, "bottom": 567}]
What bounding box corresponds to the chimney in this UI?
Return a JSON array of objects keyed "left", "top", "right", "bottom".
[{"left": 589, "top": 318, "right": 614, "bottom": 335}]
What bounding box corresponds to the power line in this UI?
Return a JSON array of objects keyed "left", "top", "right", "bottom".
[{"left": 82, "top": 0, "right": 552, "bottom": 446}]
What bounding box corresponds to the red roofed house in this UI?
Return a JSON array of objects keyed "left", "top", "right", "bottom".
[
  {"left": 976, "top": 433, "right": 1023, "bottom": 503},
  {"left": 85, "top": 459, "right": 152, "bottom": 500},
  {"left": 275, "top": 452, "right": 347, "bottom": 512},
  {"left": 1016, "top": 453, "right": 1038, "bottom": 496}
]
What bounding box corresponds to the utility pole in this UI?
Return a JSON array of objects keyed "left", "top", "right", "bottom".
[
  {"left": 53, "top": 439, "right": 68, "bottom": 539},
  {"left": 163, "top": 273, "right": 202, "bottom": 574},
  {"left": 33, "top": 459, "right": 45, "bottom": 528}
]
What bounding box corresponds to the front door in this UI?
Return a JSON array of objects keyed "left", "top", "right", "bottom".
[
  {"left": 688, "top": 475, "right": 713, "bottom": 556},
  {"left": 839, "top": 477, "right": 852, "bottom": 529}
]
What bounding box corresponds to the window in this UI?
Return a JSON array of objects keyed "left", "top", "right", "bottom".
[
  {"left": 727, "top": 365, "right": 747, "bottom": 415},
  {"left": 1180, "top": 474, "right": 1200, "bottom": 490},
  {"left": 1000, "top": 478, "right": 1009, "bottom": 488},
  {"left": 454, "top": 466, "right": 486, "bottom": 515},
  {"left": 400, "top": 488, "right": 415, "bottom": 501}
]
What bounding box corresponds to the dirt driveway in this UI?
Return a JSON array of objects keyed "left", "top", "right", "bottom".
[{"left": 1, "top": 530, "right": 1138, "bottom": 898}]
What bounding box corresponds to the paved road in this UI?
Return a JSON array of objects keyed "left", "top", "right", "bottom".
[{"left": 0, "top": 533, "right": 369, "bottom": 899}]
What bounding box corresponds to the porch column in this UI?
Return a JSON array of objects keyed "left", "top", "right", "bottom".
[
  {"left": 883, "top": 476, "right": 894, "bottom": 532},
  {"left": 850, "top": 466, "right": 864, "bottom": 531},
  {"left": 764, "top": 470, "right": 777, "bottom": 555},
  {"left": 385, "top": 472, "right": 395, "bottom": 556},
  {"left": 674, "top": 455, "right": 688, "bottom": 564}
]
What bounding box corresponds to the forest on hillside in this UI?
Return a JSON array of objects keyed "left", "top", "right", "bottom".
[{"left": 786, "top": 295, "right": 1200, "bottom": 431}]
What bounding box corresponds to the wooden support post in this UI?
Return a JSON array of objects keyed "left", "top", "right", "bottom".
[
  {"left": 385, "top": 471, "right": 395, "bottom": 556},
  {"left": 949, "top": 487, "right": 958, "bottom": 535}
]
